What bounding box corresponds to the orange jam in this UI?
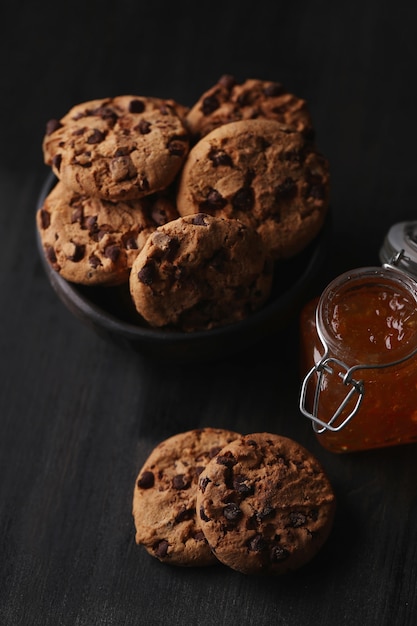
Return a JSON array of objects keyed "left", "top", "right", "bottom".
[{"left": 299, "top": 267, "right": 417, "bottom": 452}]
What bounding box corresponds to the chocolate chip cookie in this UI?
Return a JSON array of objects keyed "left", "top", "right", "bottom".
[
  {"left": 129, "top": 213, "right": 273, "bottom": 331},
  {"left": 37, "top": 180, "right": 179, "bottom": 286},
  {"left": 42, "top": 95, "right": 190, "bottom": 201},
  {"left": 132, "top": 428, "right": 240, "bottom": 566},
  {"left": 185, "top": 74, "right": 314, "bottom": 143},
  {"left": 196, "top": 432, "right": 336, "bottom": 575},
  {"left": 176, "top": 118, "right": 330, "bottom": 260}
]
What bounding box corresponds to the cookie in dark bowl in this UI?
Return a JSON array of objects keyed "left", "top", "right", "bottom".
[{"left": 36, "top": 173, "right": 330, "bottom": 362}]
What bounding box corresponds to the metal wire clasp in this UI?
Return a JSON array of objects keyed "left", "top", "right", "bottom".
[{"left": 299, "top": 357, "right": 365, "bottom": 433}]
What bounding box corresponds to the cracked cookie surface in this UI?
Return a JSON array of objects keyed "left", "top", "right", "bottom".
[
  {"left": 37, "top": 180, "right": 179, "bottom": 285},
  {"left": 129, "top": 212, "right": 273, "bottom": 331},
  {"left": 132, "top": 428, "right": 240, "bottom": 567},
  {"left": 176, "top": 118, "right": 330, "bottom": 260},
  {"left": 42, "top": 95, "right": 189, "bottom": 201},
  {"left": 185, "top": 74, "right": 314, "bottom": 142},
  {"left": 196, "top": 432, "right": 336, "bottom": 575}
]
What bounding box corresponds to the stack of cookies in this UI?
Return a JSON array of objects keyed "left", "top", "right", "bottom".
[
  {"left": 37, "top": 75, "right": 330, "bottom": 332},
  {"left": 132, "top": 428, "right": 336, "bottom": 575}
]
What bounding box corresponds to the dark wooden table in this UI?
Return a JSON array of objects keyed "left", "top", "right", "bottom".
[{"left": 2, "top": 2, "right": 417, "bottom": 624}]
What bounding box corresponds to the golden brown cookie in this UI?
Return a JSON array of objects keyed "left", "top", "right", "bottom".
[
  {"left": 196, "top": 432, "right": 336, "bottom": 575},
  {"left": 185, "top": 74, "right": 314, "bottom": 142},
  {"left": 36, "top": 180, "right": 179, "bottom": 286},
  {"left": 132, "top": 428, "right": 240, "bottom": 567},
  {"left": 176, "top": 118, "right": 330, "bottom": 260},
  {"left": 128, "top": 213, "right": 273, "bottom": 331},
  {"left": 42, "top": 95, "right": 190, "bottom": 201}
]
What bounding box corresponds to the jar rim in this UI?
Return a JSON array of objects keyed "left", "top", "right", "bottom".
[
  {"left": 316, "top": 265, "right": 417, "bottom": 365},
  {"left": 380, "top": 221, "right": 417, "bottom": 278}
]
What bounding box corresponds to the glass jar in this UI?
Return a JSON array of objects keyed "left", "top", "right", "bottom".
[{"left": 299, "top": 221, "right": 417, "bottom": 453}]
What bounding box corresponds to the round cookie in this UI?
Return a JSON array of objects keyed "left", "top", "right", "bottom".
[
  {"left": 129, "top": 213, "right": 273, "bottom": 331},
  {"left": 176, "top": 118, "right": 330, "bottom": 260},
  {"left": 37, "top": 179, "right": 179, "bottom": 286},
  {"left": 132, "top": 428, "right": 240, "bottom": 567},
  {"left": 42, "top": 95, "right": 190, "bottom": 201},
  {"left": 185, "top": 74, "right": 314, "bottom": 142},
  {"left": 196, "top": 432, "right": 336, "bottom": 575}
]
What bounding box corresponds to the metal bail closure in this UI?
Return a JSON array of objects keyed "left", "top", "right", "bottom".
[{"left": 299, "top": 357, "right": 365, "bottom": 434}]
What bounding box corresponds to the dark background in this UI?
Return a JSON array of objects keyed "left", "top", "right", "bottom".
[{"left": 2, "top": 1, "right": 417, "bottom": 624}]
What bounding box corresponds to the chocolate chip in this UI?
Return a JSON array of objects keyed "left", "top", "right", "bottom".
[
  {"left": 175, "top": 507, "right": 195, "bottom": 523},
  {"left": 216, "top": 451, "right": 237, "bottom": 468},
  {"left": 167, "top": 138, "right": 187, "bottom": 157},
  {"left": 89, "top": 254, "right": 102, "bottom": 268},
  {"left": 110, "top": 155, "right": 135, "bottom": 182},
  {"left": 122, "top": 231, "right": 139, "bottom": 250},
  {"left": 199, "top": 188, "right": 227, "bottom": 212},
  {"left": 199, "top": 505, "right": 211, "bottom": 522},
  {"left": 208, "top": 148, "right": 233, "bottom": 167},
  {"left": 232, "top": 186, "right": 254, "bottom": 212},
  {"left": 136, "top": 119, "right": 151, "bottom": 134},
  {"left": 172, "top": 474, "right": 190, "bottom": 490},
  {"left": 68, "top": 243, "right": 85, "bottom": 262},
  {"left": 209, "top": 445, "right": 222, "bottom": 458},
  {"left": 246, "top": 515, "right": 258, "bottom": 530},
  {"left": 70, "top": 204, "right": 83, "bottom": 224},
  {"left": 199, "top": 476, "right": 211, "bottom": 493},
  {"left": 92, "top": 106, "right": 118, "bottom": 125},
  {"left": 270, "top": 545, "right": 289, "bottom": 563},
  {"left": 289, "top": 512, "right": 307, "bottom": 527},
  {"left": 263, "top": 82, "right": 285, "bottom": 97},
  {"left": 190, "top": 213, "right": 208, "bottom": 226},
  {"left": 104, "top": 244, "right": 120, "bottom": 263},
  {"left": 163, "top": 237, "right": 180, "bottom": 262},
  {"left": 159, "top": 104, "right": 172, "bottom": 115},
  {"left": 39, "top": 209, "right": 50, "bottom": 229},
  {"left": 154, "top": 539, "right": 169, "bottom": 558},
  {"left": 233, "top": 476, "right": 254, "bottom": 498},
  {"left": 46, "top": 118, "right": 63, "bottom": 135},
  {"left": 137, "top": 261, "right": 156, "bottom": 285},
  {"left": 247, "top": 534, "right": 267, "bottom": 552},
  {"left": 256, "top": 505, "right": 276, "bottom": 521},
  {"left": 52, "top": 154, "right": 62, "bottom": 171},
  {"left": 129, "top": 99, "right": 146, "bottom": 113},
  {"left": 114, "top": 147, "right": 130, "bottom": 157},
  {"left": 45, "top": 244, "right": 57, "bottom": 264},
  {"left": 223, "top": 503, "right": 242, "bottom": 522},
  {"left": 202, "top": 94, "right": 220, "bottom": 116},
  {"left": 137, "top": 470, "right": 154, "bottom": 489},
  {"left": 87, "top": 129, "right": 105, "bottom": 144},
  {"left": 85, "top": 215, "right": 99, "bottom": 236},
  {"left": 218, "top": 74, "right": 237, "bottom": 90}
]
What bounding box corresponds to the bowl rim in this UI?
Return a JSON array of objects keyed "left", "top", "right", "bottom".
[{"left": 36, "top": 172, "right": 329, "bottom": 348}]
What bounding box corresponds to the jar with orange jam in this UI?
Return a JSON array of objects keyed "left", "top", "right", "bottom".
[{"left": 299, "top": 221, "right": 417, "bottom": 453}]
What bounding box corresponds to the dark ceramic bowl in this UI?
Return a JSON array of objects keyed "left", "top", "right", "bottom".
[{"left": 36, "top": 173, "right": 330, "bottom": 362}]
